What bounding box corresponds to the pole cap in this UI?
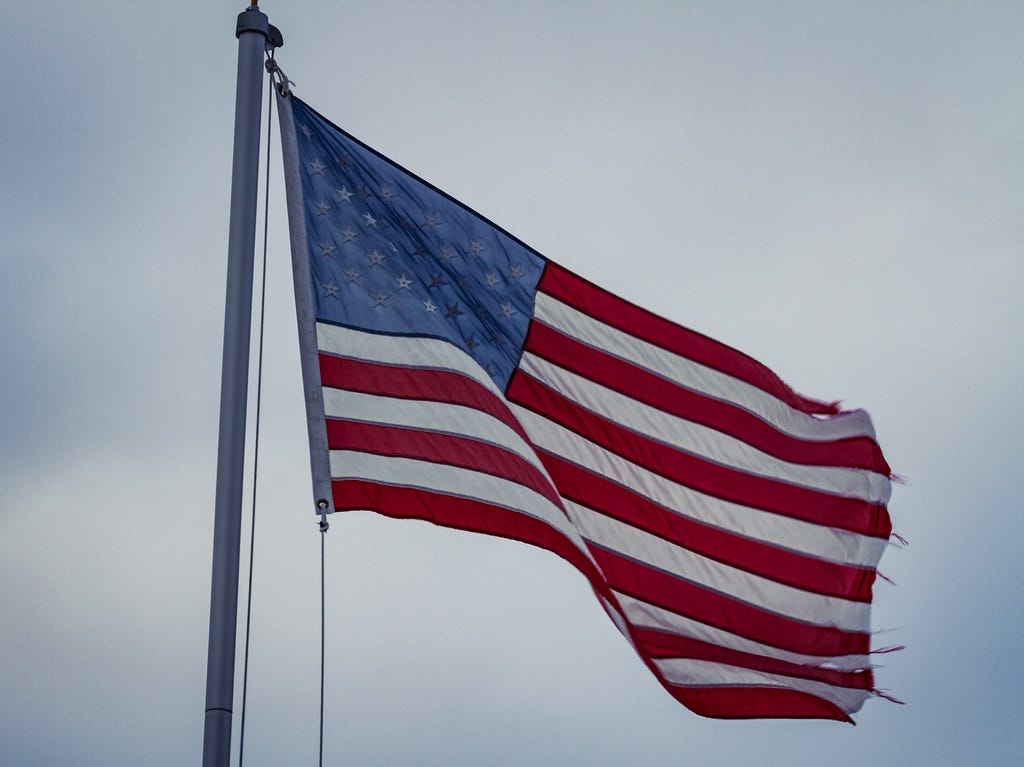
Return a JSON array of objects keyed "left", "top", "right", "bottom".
[
  {"left": 236, "top": 7, "right": 270, "bottom": 39},
  {"left": 235, "top": 7, "right": 283, "bottom": 47}
]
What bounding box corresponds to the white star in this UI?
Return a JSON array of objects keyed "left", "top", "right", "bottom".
[
  {"left": 343, "top": 267, "right": 361, "bottom": 284},
  {"left": 340, "top": 227, "right": 359, "bottom": 243},
  {"left": 483, "top": 272, "right": 500, "bottom": 289},
  {"left": 314, "top": 200, "right": 331, "bottom": 215},
  {"left": 396, "top": 274, "right": 414, "bottom": 291},
  {"left": 423, "top": 212, "right": 441, "bottom": 230},
  {"left": 367, "top": 249, "right": 386, "bottom": 267},
  {"left": 467, "top": 239, "right": 486, "bottom": 255},
  {"left": 319, "top": 242, "right": 336, "bottom": 258},
  {"left": 380, "top": 186, "right": 397, "bottom": 201},
  {"left": 336, "top": 187, "right": 354, "bottom": 203},
  {"left": 299, "top": 124, "right": 312, "bottom": 138},
  {"left": 499, "top": 302, "right": 516, "bottom": 318},
  {"left": 370, "top": 290, "right": 390, "bottom": 308},
  {"left": 423, "top": 299, "right": 438, "bottom": 314},
  {"left": 439, "top": 245, "right": 456, "bottom": 263},
  {"left": 362, "top": 212, "right": 378, "bottom": 228},
  {"left": 508, "top": 264, "right": 524, "bottom": 283},
  {"left": 309, "top": 159, "right": 326, "bottom": 175},
  {"left": 321, "top": 281, "right": 340, "bottom": 298}
]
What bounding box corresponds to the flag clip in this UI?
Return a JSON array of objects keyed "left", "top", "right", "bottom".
[{"left": 265, "top": 56, "right": 292, "bottom": 97}]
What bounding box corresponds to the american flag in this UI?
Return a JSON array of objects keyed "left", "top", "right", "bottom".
[{"left": 278, "top": 94, "right": 894, "bottom": 722}]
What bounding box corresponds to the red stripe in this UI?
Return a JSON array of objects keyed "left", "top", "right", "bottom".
[
  {"left": 524, "top": 321, "right": 890, "bottom": 475},
  {"left": 325, "top": 419, "right": 562, "bottom": 508},
  {"left": 318, "top": 353, "right": 530, "bottom": 442},
  {"left": 330, "top": 482, "right": 860, "bottom": 722},
  {"left": 541, "top": 453, "right": 876, "bottom": 602},
  {"left": 508, "top": 371, "right": 891, "bottom": 538},
  {"left": 330, "top": 479, "right": 608, "bottom": 598},
  {"left": 665, "top": 685, "right": 853, "bottom": 722},
  {"left": 538, "top": 262, "right": 841, "bottom": 416},
  {"left": 589, "top": 546, "right": 870, "bottom": 657},
  {"left": 634, "top": 628, "right": 873, "bottom": 690}
]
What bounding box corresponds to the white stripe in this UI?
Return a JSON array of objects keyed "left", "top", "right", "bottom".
[
  {"left": 328, "top": 450, "right": 592, "bottom": 562},
  {"left": 513, "top": 406, "right": 888, "bottom": 568},
  {"left": 614, "top": 591, "right": 871, "bottom": 671},
  {"left": 568, "top": 501, "right": 870, "bottom": 631},
  {"left": 654, "top": 658, "right": 870, "bottom": 714},
  {"left": 534, "top": 293, "right": 877, "bottom": 443},
  {"left": 316, "top": 322, "right": 500, "bottom": 396},
  {"left": 321, "top": 388, "right": 546, "bottom": 478},
  {"left": 520, "top": 353, "right": 891, "bottom": 504},
  {"left": 596, "top": 592, "right": 635, "bottom": 647}
]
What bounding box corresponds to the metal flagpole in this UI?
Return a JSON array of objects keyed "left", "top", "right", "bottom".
[{"left": 203, "top": 4, "right": 280, "bottom": 765}]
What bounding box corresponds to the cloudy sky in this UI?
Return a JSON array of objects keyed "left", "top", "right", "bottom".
[{"left": 2, "top": 1, "right": 1021, "bottom": 764}]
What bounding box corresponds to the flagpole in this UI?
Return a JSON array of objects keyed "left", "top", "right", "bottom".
[{"left": 203, "top": 5, "right": 277, "bottom": 765}]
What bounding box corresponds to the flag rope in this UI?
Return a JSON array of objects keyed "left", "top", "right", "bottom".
[
  {"left": 237, "top": 66, "right": 275, "bottom": 767},
  {"left": 318, "top": 514, "right": 329, "bottom": 767}
]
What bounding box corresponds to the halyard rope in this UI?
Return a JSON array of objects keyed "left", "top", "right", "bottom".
[{"left": 237, "top": 64, "right": 274, "bottom": 767}]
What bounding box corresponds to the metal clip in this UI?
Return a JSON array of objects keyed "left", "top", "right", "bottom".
[{"left": 265, "top": 55, "right": 293, "bottom": 97}]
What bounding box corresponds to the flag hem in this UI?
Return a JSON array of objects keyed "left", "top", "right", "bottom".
[{"left": 277, "top": 91, "right": 336, "bottom": 514}]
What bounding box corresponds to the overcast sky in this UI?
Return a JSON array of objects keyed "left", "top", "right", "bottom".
[{"left": 2, "top": 1, "right": 1022, "bottom": 765}]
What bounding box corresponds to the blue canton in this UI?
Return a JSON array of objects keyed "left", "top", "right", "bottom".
[{"left": 291, "top": 98, "right": 545, "bottom": 389}]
